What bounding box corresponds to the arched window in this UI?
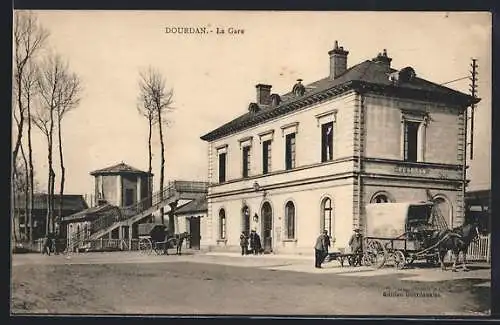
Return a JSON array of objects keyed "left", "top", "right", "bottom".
[
  {"left": 285, "top": 201, "right": 295, "bottom": 239},
  {"left": 320, "top": 197, "right": 333, "bottom": 236},
  {"left": 242, "top": 206, "right": 250, "bottom": 236},
  {"left": 371, "top": 193, "right": 390, "bottom": 203},
  {"left": 219, "top": 209, "right": 226, "bottom": 239}
]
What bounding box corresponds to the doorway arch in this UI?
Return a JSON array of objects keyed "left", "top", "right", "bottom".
[{"left": 261, "top": 202, "right": 273, "bottom": 253}]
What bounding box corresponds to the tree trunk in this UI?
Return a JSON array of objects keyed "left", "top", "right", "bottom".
[
  {"left": 148, "top": 114, "right": 153, "bottom": 208},
  {"left": 20, "top": 144, "right": 29, "bottom": 241},
  {"left": 13, "top": 71, "right": 25, "bottom": 167},
  {"left": 27, "top": 95, "right": 34, "bottom": 242},
  {"left": 58, "top": 116, "right": 65, "bottom": 231},
  {"left": 12, "top": 177, "right": 19, "bottom": 243},
  {"left": 45, "top": 150, "right": 50, "bottom": 236},
  {"left": 48, "top": 104, "right": 56, "bottom": 234},
  {"left": 158, "top": 109, "right": 165, "bottom": 225}
]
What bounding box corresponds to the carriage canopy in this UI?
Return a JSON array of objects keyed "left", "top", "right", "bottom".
[
  {"left": 138, "top": 223, "right": 168, "bottom": 237},
  {"left": 365, "top": 202, "right": 434, "bottom": 238}
]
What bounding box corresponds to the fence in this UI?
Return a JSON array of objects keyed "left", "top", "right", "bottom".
[
  {"left": 68, "top": 238, "right": 141, "bottom": 252},
  {"left": 466, "top": 234, "right": 490, "bottom": 262},
  {"left": 16, "top": 238, "right": 141, "bottom": 253}
]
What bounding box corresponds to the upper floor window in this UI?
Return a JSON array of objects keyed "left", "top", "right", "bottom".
[
  {"left": 262, "top": 140, "right": 272, "bottom": 174},
  {"left": 125, "top": 189, "right": 135, "bottom": 206},
  {"left": 404, "top": 121, "right": 420, "bottom": 162},
  {"left": 218, "top": 152, "right": 226, "bottom": 183},
  {"left": 285, "top": 133, "right": 296, "bottom": 170},
  {"left": 401, "top": 110, "right": 428, "bottom": 163},
  {"left": 242, "top": 146, "right": 251, "bottom": 178},
  {"left": 285, "top": 201, "right": 296, "bottom": 239},
  {"left": 321, "top": 122, "right": 334, "bottom": 162}
]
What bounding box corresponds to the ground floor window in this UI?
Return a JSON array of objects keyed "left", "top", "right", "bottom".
[
  {"left": 219, "top": 209, "right": 226, "bottom": 239},
  {"left": 320, "top": 197, "right": 333, "bottom": 236},
  {"left": 285, "top": 201, "right": 295, "bottom": 239},
  {"left": 371, "top": 192, "right": 391, "bottom": 203}
]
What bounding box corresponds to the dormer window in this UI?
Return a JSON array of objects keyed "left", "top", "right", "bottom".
[{"left": 292, "top": 79, "right": 306, "bottom": 97}]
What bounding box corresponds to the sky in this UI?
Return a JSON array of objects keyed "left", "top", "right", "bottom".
[{"left": 13, "top": 11, "right": 491, "bottom": 196}]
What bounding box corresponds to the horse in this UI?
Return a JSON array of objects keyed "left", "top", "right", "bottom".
[
  {"left": 431, "top": 221, "right": 481, "bottom": 272},
  {"left": 175, "top": 232, "right": 190, "bottom": 255}
]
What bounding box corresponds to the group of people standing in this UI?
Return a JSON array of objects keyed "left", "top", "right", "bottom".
[
  {"left": 240, "top": 230, "right": 263, "bottom": 255},
  {"left": 314, "top": 228, "right": 364, "bottom": 268}
]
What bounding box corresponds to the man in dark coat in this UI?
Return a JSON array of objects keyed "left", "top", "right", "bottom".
[
  {"left": 348, "top": 228, "right": 364, "bottom": 266},
  {"left": 249, "top": 230, "right": 257, "bottom": 255},
  {"left": 240, "top": 232, "right": 249, "bottom": 255},
  {"left": 314, "top": 230, "right": 330, "bottom": 268}
]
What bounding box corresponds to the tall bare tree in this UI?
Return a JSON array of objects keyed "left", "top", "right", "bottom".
[
  {"left": 33, "top": 54, "right": 72, "bottom": 234},
  {"left": 138, "top": 71, "right": 158, "bottom": 208},
  {"left": 21, "top": 62, "right": 39, "bottom": 241},
  {"left": 138, "top": 67, "right": 174, "bottom": 226},
  {"left": 13, "top": 11, "right": 48, "bottom": 242},
  {"left": 55, "top": 66, "right": 82, "bottom": 223}
]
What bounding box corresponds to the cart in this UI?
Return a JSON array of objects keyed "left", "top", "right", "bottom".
[
  {"left": 362, "top": 201, "right": 445, "bottom": 269},
  {"left": 137, "top": 223, "right": 178, "bottom": 255}
]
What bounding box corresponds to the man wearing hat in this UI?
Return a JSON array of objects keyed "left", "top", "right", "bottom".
[
  {"left": 348, "top": 227, "right": 364, "bottom": 266},
  {"left": 314, "top": 230, "right": 331, "bottom": 268}
]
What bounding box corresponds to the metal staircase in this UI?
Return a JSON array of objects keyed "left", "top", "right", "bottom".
[{"left": 66, "top": 181, "right": 208, "bottom": 252}]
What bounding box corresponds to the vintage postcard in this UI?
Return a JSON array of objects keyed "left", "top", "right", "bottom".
[{"left": 11, "top": 10, "right": 491, "bottom": 317}]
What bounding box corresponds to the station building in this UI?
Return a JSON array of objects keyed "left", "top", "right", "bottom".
[{"left": 200, "top": 41, "right": 479, "bottom": 255}]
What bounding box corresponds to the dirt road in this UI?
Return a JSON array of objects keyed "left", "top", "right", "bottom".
[{"left": 11, "top": 252, "right": 490, "bottom": 316}]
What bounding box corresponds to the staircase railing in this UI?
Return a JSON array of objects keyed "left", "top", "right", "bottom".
[
  {"left": 66, "top": 181, "right": 209, "bottom": 252},
  {"left": 67, "top": 183, "right": 178, "bottom": 251}
]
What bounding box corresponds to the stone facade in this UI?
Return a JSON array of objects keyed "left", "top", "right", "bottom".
[{"left": 200, "top": 42, "right": 475, "bottom": 255}]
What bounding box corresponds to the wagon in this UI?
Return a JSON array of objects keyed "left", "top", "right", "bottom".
[
  {"left": 137, "top": 223, "right": 178, "bottom": 255},
  {"left": 362, "top": 201, "right": 445, "bottom": 269}
]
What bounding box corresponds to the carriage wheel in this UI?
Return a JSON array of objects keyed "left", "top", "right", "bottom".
[
  {"left": 393, "top": 250, "right": 406, "bottom": 270},
  {"left": 153, "top": 242, "right": 167, "bottom": 255},
  {"left": 138, "top": 238, "right": 153, "bottom": 255},
  {"left": 362, "top": 239, "right": 387, "bottom": 269}
]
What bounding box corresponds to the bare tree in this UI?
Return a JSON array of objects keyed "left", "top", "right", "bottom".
[
  {"left": 137, "top": 71, "right": 159, "bottom": 208},
  {"left": 13, "top": 11, "right": 48, "bottom": 242},
  {"left": 33, "top": 54, "right": 71, "bottom": 235},
  {"left": 138, "top": 67, "right": 174, "bottom": 226},
  {"left": 21, "top": 62, "right": 39, "bottom": 241},
  {"left": 55, "top": 66, "right": 82, "bottom": 224}
]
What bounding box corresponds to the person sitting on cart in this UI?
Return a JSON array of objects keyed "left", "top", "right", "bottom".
[{"left": 348, "top": 227, "right": 363, "bottom": 266}]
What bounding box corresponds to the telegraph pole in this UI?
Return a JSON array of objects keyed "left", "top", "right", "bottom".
[{"left": 469, "top": 58, "right": 478, "bottom": 160}]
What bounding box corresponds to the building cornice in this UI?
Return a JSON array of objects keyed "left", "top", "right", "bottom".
[{"left": 201, "top": 80, "right": 479, "bottom": 142}]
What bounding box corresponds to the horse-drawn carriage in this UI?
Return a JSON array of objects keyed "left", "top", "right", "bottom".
[
  {"left": 361, "top": 201, "right": 443, "bottom": 269},
  {"left": 137, "top": 223, "right": 189, "bottom": 255},
  {"left": 361, "top": 201, "right": 481, "bottom": 270}
]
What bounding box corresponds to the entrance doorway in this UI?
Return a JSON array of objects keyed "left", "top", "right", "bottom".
[
  {"left": 261, "top": 202, "right": 273, "bottom": 253},
  {"left": 189, "top": 216, "right": 201, "bottom": 250}
]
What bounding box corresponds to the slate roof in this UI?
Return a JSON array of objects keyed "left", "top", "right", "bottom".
[
  {"left": 14, "top": 193, "right": 88, "bottom": 212},
  {"left": 90, "top": 162, "right": 153, "bottom": 176},
  {"left": 175, "top": 195, "right": 207, "bottom": 215},
  {"left": 201, "top": 58, "right": 480, "bottom": 142}
]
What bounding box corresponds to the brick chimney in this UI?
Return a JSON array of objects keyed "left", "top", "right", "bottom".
[
  {"left": 328, "top": 40, "right": 349, "bottom": 79},
  {"left": 372, "top": 49, "right": 392, "bottom": 68},
  {"left": 256, "top": 84, "right": 272, "bottom": 106}
]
